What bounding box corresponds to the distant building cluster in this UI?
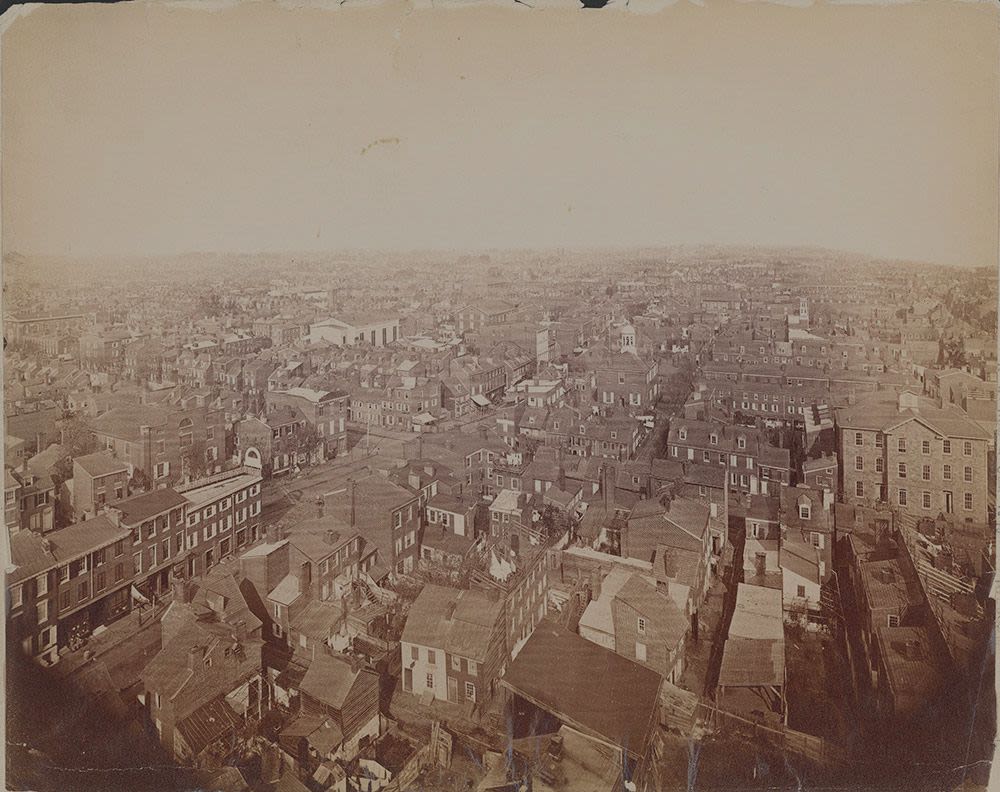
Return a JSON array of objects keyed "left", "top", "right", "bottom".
[{"left": 3, "top": 253, "right": 995, "bottom": 790}]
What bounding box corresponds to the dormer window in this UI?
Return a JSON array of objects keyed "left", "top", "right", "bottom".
[
  {"left": 709, "top": 433, "right": 718, "bottom": 445},
  {"left": 737, "top": 436, "right": 746, "bottom": 450},
  {"left": 678, "top": 428, "right": 687, "bottom": 441},
  {"left": 799, "top": 503, "right": 811, "bottom": 520}
]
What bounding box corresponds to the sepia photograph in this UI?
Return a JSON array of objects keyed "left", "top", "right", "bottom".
[{"left": 1, "top": 0, "right": 997, "bottom": 790}]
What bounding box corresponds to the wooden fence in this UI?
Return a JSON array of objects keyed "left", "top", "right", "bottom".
[{"left": 695, "top": 701, "right": 849, "bottom": 768}]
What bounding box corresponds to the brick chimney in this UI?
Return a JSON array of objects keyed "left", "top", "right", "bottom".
[
  {"left": 187, "top": 644, "right": 205, "bottom": 670},
  {"left": 172, "top": 577, "right": 190, "bottom": 604},
  {"left": 265, "top": 523, "right": 284, "bottom": 544}
]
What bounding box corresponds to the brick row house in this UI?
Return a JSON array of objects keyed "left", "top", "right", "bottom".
[
  {"left": 111, "top": 488, "right": 190, "bottom": 598},
  {"left": 5, "top": 462, "right": 56, "bottom": 534},
  {"left": 7, "top": 515, "right": 133, "bottom": 663},
  {"left": 666, "top": 419, "right": 791, "bottom": 495},
  {"left": 176, "top": 467, "right": 264, "bottom": 578}
]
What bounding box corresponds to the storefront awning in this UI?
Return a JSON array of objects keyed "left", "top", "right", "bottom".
[{"left": 471, "top": 394, "right": 491, "bottom": 407}]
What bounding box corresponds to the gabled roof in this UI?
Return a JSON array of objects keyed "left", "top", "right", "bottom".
[
  {"left": 836, "top": 393, "right": 991, "bottom": 439},
  {"left": 285, "top": 519, "right": 357, "bottom": 561},
  {"left": 8, "top": 515, "right": 131, "bottom": 584},
  {"left": 500, "top": 622, "right": 662, "bottom": 759},
  {"left": 298, "top": 652, "right": 360, "bottom": 710},
  {"left": 92, "top": 405, "right": 171, "bottom": 441},
  {"left": 613, "top": 575, "right": 687, "bottom": 650},
  {"left": 73, "top": 451, "right": 128, "bottom": 478},
  {"left": 718, "top": 637, "right": 784, "bottom": 688},
  {"left": 141, "top": 618, "right": 262, "bottom": 722},
  {"left": 401, "top": 584, "right": 502, "bottom": 662}
]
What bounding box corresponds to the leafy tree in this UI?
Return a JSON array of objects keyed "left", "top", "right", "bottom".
[
  {"left": 47, "top": 453, "right": 75, "bottom": 493},
  {"left": 292, "top": 424, "right": 323, "bottom": 465},
  {"left": 58, "top": 415, "right": 97, "bottom": 458},
  {"left": 939, "top": 337, "right": 967, "bottom": 369},
  {"left": 130, "top": 467, "right": 153, "bottom": 493},
  {"left": 181, "top": 439, "right": 209, "bottom": 481},
  {"left": 539, "top": 505, "right": 568, "bottom": 540}
]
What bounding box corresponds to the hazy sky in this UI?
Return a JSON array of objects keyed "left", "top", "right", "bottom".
[{"left": 2, "top": 0, "right": 997, "bottom": 266}]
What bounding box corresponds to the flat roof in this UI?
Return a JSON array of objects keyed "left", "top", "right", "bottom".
[{"left": 182, "top": 472, "right": 261, "bottom": 510}]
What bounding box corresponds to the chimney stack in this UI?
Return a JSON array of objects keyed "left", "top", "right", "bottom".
[
  {"left": 350, "top": 481, "right": 357, "bottom": 527},
  {"left": 187, "top": 645, "right": 205, "bottom": 670},
  {"left": 172, "top": 577, "right": 191, "bottom": 604},
  {"left": 233, "top": 619, "right": 247, "bottom": 644},
  {"left": 265, "top": 523, "right": 284, "bottom": 544}
]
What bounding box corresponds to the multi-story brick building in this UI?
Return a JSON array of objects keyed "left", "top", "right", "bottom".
[
  {"left": 5, "top": 468, "right": 20, "bottom": 532},
  {"left": 347, "top": 379, "right": 442, "bottom": 430},
  {"left": 6, "top": 463, "right": 56, "bottom": 534},
  {"left": 325, "top": 475, "right": 421, "bottom": 578},
  {"left": 588, "top": 348, "right": 659, "bottom": 414},
  {"left": 285, "top": 522, "right": 365, "bottom": 603},
  {"left": 837, "top": 391, "right": 993, "bottom": 526},
  {"left": 7, "top": 515, "right": 133, "bottom": 663},
  {"left": 455, "top": 300, "right": 516, "bottom": 333},
  {"left": 448, "top": 355, "right": 507, "bottom": 406},
  {"left": 111, "top": 488, "right": 190, "bottom": 597},
  {"left": 72, "top": 451, "right": 129, "bottom": 519},
  {"left": 666, "top": 419, "right": 791, "bottom": 495},
  {"left": 264, "top": 386, "right": 349, "bottom": 459},
  {"left": 175, "top": 467, "right": 263, "bottom": 580},
  {"left": 92, "top": 399, "right": 226, "bottom": 485}
]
